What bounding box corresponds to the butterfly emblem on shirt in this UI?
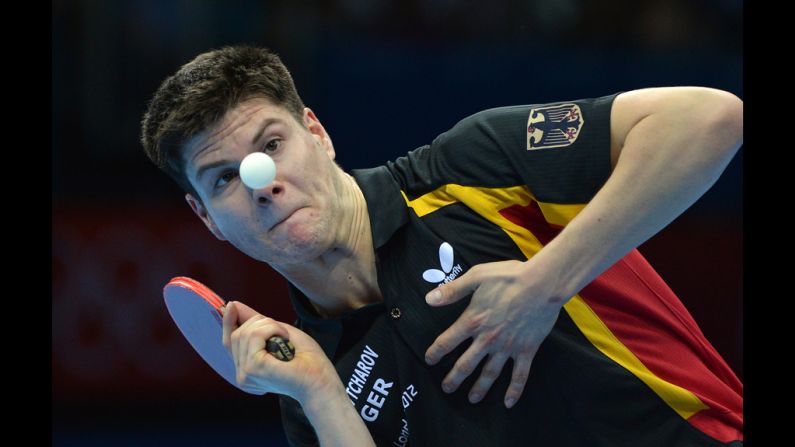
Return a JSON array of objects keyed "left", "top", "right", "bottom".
[
  {"left": 423, "top": 242, "right": 464, "bottom": 285},
  {"left": 526, "top": 103, "right": 584, "bottom": 150}
]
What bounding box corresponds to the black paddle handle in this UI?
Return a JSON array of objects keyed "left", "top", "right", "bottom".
[{"left": 266, "top": 336, "right": 296, "bottom": 361}]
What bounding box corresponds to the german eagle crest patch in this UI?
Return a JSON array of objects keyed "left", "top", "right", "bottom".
[{"left": 526, "top": 103, "right": 584, "bottom": 150}]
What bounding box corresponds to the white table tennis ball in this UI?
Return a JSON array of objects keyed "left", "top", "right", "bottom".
[{"left": 239, "top": 152, "right": 276, "bottom": 189}]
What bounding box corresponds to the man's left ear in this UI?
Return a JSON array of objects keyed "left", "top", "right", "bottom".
[
  {"left": 304, "top": 107, "right": 335, "bottom": 160},
  {"left": 185, "top": 193, "right": 227, "bottom": 242}
]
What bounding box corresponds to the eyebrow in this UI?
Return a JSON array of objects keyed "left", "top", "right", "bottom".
[
  {"left": 251, "top": 117, "right": 285, "bottom": 146},
  {"left": 194, "top": 117, "right": 286, "bottom": 186}
]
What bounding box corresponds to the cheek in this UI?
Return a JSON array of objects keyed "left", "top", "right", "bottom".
[
  {"left": 316, "top": 155, "right": 340, "bottom": 189},
  {"left": 288, "top": 159, "right": 334, "bottom": 198},
  {"left": 209, "top": 200, "right": 253, "bottom": 235}
]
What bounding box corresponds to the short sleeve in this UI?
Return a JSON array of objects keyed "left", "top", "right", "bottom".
[{"left": 389, "top": 92, "right": 621, "bottom": 204}]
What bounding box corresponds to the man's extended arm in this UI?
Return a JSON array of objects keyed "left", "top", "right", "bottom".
[
  {"left": 299, "top": 379, "right": 377, "bottom": 447},
  {"left": 535, "top": 86, "right": 743, "bottom": 302},
  {"left": 423, "top": 86, "right": 743, "bottom": 408}
]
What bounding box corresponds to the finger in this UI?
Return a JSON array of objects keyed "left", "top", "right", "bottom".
[
  {"left": 240, "top": 321, "right": 273, "bottom": 380},
  {"left": 222, "top": 301, "right": 239, "bottom": 351},
  {"left": 243, "top": 320, "right": 285, "bottom": 370},
  {"left": 231, "top": 300, "right": 263, "bottom": 323},
  {"left": 225, "top": 302, "right": 242, "bottom": 366},
  {"left": 237, "top": 315, "right": 269, "bottom": 371},
  {"left": 504, "top": 352, "right": 535, "bottom": 409},
  {"left": 441, "top": 341, "right": 489, "bottom": 394},
  {"left": 467, "top": 351, "right": 510, "bottom": 404},
  {"left": 425, "top": 317, "right": 474, "bottom": 365},
  {"left": 239, "top": 319, "right": 292, "bottom": 392},
  {"left": 425, "top": 264, "right": 482, "bottom": 306},
  {"left": 245, "top": 318, "right": 288, "bottom": 358}
]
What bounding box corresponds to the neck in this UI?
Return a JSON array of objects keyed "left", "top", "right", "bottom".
[{"left": 274, "top": 172, "right": 382, "bottom": 319}]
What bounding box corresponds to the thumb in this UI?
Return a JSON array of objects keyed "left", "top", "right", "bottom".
[{"left": 425, "top": 268, "right": 479, "bottom": 306}]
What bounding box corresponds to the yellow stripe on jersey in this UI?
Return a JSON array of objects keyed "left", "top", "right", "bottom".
[
  {"left": 401, "top": 184, "right": 708, "bottom": 419},
  {"left": 402, "top": 184, "right": 545, "bottom": 255},
  {"left": 563, "top": 296, "right": 709, "bottom": 418},
  {"left": 536, "top": 202, "right": 587, "bottom": 227}
]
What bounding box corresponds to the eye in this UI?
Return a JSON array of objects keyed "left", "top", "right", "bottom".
[
  {"left": 263, "top": 138, "right": 282, "bottom": 153},
  {"left": 214, "top": 170, "right": 237, "bottom": 189}
]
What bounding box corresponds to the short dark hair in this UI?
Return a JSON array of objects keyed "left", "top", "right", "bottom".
[{"left": 140, "top": 45, "right": 305, "bottom": 201}]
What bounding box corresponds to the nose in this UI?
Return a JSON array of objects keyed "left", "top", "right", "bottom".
[{"left": 252, "top": 181, "right": 283, "bottom": 205}]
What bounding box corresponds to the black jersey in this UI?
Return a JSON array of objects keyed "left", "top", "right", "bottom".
[{"left": 279, "top": 93, "right": 743, "bottom": 446}]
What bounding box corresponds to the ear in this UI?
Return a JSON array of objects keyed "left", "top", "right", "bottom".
[
  {"left": 303, "top": 107, "right": 335, "bottom": 160},
  {"left": 185, "top": 193, "right": 227, "bottom": 241}
]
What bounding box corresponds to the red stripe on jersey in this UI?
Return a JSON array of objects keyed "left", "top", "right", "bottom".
[
  {"left": 579, "top": 251, "right": 743, "bottom": 442},
  {"left": 499, "top": 200, "right": 743, "bottom": 442},
  {"left": 499, "top": 201, "right": 562, "bottom": 245}
]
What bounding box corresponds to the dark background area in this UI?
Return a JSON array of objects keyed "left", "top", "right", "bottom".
[{"left": 52, "top": 1, "right": 743, "bottom": 445}]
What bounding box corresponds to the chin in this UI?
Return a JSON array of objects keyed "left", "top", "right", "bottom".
[
  {"left": 256, "top": 232, "right": 330, "bottom": 265},
  {"left": 274, "top": 244, "right": 324, "bottom": 265}
]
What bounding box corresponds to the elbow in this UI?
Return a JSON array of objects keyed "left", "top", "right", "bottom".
[
  {"left": 716, "top": 90, "right": 743, "bottom": 148},
  {"left": 703, "top": 89, "right": 744, "bottom": 153}
]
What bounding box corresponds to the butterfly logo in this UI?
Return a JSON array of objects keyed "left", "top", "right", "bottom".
[{"left": 422, "top": 242, "right": 462, "bottom": 284}]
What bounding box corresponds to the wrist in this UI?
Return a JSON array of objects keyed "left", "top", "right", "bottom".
[
  {"left": 297, "top": 370, "right": 347, "bottom": 411},
  {"left": 523, "top": 242, "right": 579, "bottom": 307},
  {"left": 298, "top": 374, "right": 377, "bottom": 447},
  {"left": 299, "top": 377, "right": 368, "bottom": 439}
]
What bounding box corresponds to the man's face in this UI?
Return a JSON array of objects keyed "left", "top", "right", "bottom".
[{"left": 183, "top": 97, "right": 343, "bottom": 266}]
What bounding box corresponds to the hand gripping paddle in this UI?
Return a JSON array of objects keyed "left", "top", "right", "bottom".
[{"left": 163, "top": 276, "right": 295, "bottom": 389}]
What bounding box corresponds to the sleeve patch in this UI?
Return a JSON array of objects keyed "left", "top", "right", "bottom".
[{"left": 526, "top": 103, "right": 584, "bottom": 151}]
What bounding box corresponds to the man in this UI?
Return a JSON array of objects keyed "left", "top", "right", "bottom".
[{"left": 141, "top": 45, "right": 743, "bottom": 446}]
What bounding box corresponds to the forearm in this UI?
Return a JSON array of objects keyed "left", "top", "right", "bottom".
[
  {"left": 300, "top": 380, "right": 376, "bottom": 447},
  {"left": 537, "top": 91, "right": 743, "bottom": 302}
]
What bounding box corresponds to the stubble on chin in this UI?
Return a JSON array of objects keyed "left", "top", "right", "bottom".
[{"left": 257, "top": 213, "right": 332, "bottom": 265}]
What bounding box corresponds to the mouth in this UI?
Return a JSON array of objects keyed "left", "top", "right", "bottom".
[{"left": 270, "top": 208, "right": 301, "bottom": 231}]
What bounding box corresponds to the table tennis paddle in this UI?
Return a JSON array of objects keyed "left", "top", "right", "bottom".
[{"left": 163, "top": 276, "right": 295, "bottom": 389}]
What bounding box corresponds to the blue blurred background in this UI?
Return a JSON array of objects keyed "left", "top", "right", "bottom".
[{"left": 52, "top": 0, "right": 742, "bottom": 445}]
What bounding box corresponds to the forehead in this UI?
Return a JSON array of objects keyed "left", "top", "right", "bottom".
[{"left": 182, "top": 97, "right": 298, "bottom": 172}]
